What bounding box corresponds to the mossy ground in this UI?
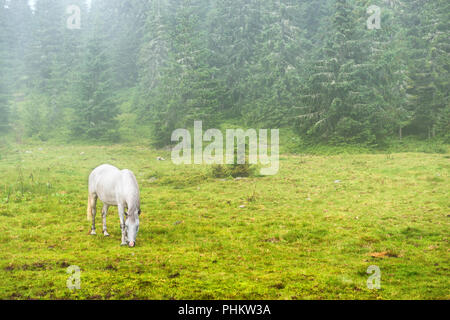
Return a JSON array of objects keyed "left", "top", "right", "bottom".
[{"left": 0, "top": 143, "right": 448, "bottom": 299}]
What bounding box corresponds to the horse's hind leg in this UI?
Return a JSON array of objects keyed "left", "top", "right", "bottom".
[
  {"left": 102, "top": 204, "right": 110, "bottom": 236},
  {"left": 89, "top": 193, "right": 98, "bottom": 235}
]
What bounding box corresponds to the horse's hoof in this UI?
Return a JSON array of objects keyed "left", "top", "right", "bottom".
[
  {"left": 103, "top": 232, "right": 110, "bottom": 237},
  {"left": 120, "top": 242, "right": 127, "bottom": 246},
  {"left": 90, "top": 230, "right": 97, "bottom": 235}
]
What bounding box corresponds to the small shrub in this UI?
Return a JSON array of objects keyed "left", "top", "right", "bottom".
[
  {"left": 210, "top": 163, "right": 255, "bottom": 178},
  {"left": 228, "top": 163, "right": 254, "bottom": 178},
  {"left": 211, "top": 164, "right": 229, "bottom": 178}
]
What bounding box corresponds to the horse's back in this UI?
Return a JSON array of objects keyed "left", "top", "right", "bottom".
[
  {"left": 88, "top": 164, "right": 121, "bottom": 197},
  {"left": 89, "top": 165, "right": 139, "bottom": 207},
  {"left": 91, "top": 164, "right": 120, "bottom": 176}
]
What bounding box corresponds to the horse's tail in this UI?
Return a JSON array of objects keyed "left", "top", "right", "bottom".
[{"left": 87, "top": 195, "right": 92, "bottom": 221}]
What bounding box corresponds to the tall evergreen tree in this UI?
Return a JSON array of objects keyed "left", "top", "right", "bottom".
[
  {"left": 138, "top": 0, "right": 171, "bottom": 100},
  {"left": 429, "top": 0, "right": 450, "bottom": 139},
  {"left": 295, "top": 0, "right": 394, "bottom": 144},
  {"left": 207, "top": 0, "right": 264, "bottom": 115},
  {"left": 4, "top": 0, "right": 34, "bottom": 91},
  {"left": 0, "top": 0, "right": 10, "bottom": 134},
  {"left": 70, "top": 35, "right": 119, "bottom": 141},
  {"left": 149, "top": 0, "right": 225, "bottom": 147},
  {"left": 243, "top": 0, "right": 305, "bottom": 127},
  {"left": 401, "top": 0, "right": 448, "bottom": 138}
]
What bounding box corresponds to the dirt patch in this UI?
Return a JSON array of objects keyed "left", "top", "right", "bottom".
[
  {"left": 4, "top": 264, "right": 15, "bottom": 271},
  {"left": 264, "top": 237, "right": 280, "bottom": 243},
  {"left": 4, "top": 262, "right": 51, "bottom": 271},
  {"left": 105, "top": 264, "right": 117, "bottom": 271},
  {"left": 168, "top": 272, "right": 180, "bottom": 279},
  {"left": 370, "top": 251, "right": 399, "bottom": 258},
  {"left": 270, "top": 283, "right": 285, "bottom": 289},
  {"left": 9, "top": 292, "right": 22, "bottom": 299}
]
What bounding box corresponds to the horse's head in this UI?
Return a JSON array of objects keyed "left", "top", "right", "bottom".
[{"left": 125, "top": 209, "right": 141, "bottom": 247}]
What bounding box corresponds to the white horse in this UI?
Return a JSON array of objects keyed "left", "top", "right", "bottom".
[{"left": 87, "top": 164, "right": 141, "bottom": 247}]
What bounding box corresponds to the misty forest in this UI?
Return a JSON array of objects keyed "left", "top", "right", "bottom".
[
  {"left": 0, "top": 0, "right": 449, "bottom": 300},
  {"left": 0, "top": 0, "right": 448, "bottom": 147}
]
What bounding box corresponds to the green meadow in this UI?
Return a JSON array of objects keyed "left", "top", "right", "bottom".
[{"left": 0, "top": 142, "right": 448, "bottom": 299}]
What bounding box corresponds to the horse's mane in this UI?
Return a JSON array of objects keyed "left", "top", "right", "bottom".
[{"left": 122, "top": 170, "right": 140, "bottom": 222}]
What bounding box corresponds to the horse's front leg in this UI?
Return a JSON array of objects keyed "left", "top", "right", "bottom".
[
  {"left": 118, "top": 204, "right": 127, "bottom": 246},
  {"left": 102, "top": 204, "right": 110, "bottom": 236}
]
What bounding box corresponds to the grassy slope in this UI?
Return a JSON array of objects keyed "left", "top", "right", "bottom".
[{"left": 0, "top": 143, "right": 448, "bottom": 299}]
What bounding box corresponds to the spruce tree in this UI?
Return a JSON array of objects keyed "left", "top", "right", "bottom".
[
  {"left": 4, "top": 0, "right": 34, "bottom": 91},
  {"left": 428, "top": 0, "right": 450, "bottom": 139},
  {"left": 207, "top": 0, "right": 264, "bottom": 115},
  {"left": 0, "top": 0, "right": 9, "bottom": 134},
  {"left": 243, "top": 0, "right": 304, "bottom": 127},
  {"left": 70, "top": 36, "right": 119, "bottom": 142},
  {"left": 401, "top": 0, "right": 447, "bottom": 138},
  {"left": 150, "top": 0, "right": 224, "bottom": 147},
  {"left": 296, "top": 0, "right": 393, "bottom": 144},
  {"left": 138, "top": 0, "right": 171, "bottom": 97}
]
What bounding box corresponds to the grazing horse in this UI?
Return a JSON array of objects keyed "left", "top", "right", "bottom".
[{"left": 87, "top": 164, "right": 141, "bottom": 247}]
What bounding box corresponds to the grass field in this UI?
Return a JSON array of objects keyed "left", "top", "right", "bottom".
[{"left": 0, "top": 142, "right": 449, "bottom": 299}]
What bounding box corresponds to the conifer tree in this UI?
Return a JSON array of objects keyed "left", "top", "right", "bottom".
[
  {"left": 150, "top": 0, "right": 224, "bottom": 147},
  {"left": 0, "top": 0, "right": 9, "bottom": 134},
  {"left": 243, "top": 0, "right": 304, "bottom": 127},
  {"left": 70, "top": 35, "right": 119, "bottom": 141},
  {"left": 296, "top": 0, "right": 394, "bottom": 143},
  {"left": 401, "top": 0, "right": 448, "bottom": 138}
]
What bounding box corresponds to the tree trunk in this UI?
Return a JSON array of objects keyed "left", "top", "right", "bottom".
[{"left": 399, "top": 126, "right": 402, "bottom": 140}]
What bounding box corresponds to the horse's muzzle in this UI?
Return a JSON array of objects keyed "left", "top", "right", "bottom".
[{"left": 128, "top": 241, "right": 135, "bottom": 247}]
